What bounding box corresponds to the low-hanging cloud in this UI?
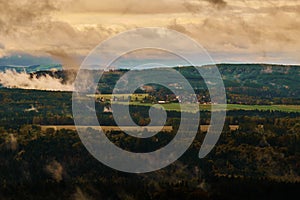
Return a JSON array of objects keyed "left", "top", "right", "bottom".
[{"left": 0, "top": 70, "right": 73, "bottom": 91}]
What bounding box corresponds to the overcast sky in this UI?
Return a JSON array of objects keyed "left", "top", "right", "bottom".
[{"left": 0, "top": 0, "right": 300, "bottom": 67}]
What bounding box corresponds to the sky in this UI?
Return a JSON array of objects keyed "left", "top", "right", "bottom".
[{"left": 0, "top": 0, "right": 300, "bottom": 68}]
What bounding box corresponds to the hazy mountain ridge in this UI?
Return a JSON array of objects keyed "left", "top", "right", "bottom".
[{"left": 0, "top": 64, "right": 62, "bottom": 73}]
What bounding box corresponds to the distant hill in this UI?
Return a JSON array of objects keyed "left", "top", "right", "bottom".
[
  {"left": 0, "top": 63, "right": 299, "bottom": 104},
  {"left": 0, "top": 53, "right": 62, "bottom": 73},
  {"left": 0, "top": 64, "right": 62, "bottom": 73},
  {"left": 178, "top": 63, "right": 300, "bottom": 104},
  {"left": 218, "top": 63, "right": 300, "bottom": 99}
]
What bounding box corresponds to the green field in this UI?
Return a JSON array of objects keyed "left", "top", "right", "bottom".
[
  {"left": 113, "top": 102, "right": 300, "bottom": 113},
  {"left": 225, "top": 104, "right": 300, "bottom": 113}
]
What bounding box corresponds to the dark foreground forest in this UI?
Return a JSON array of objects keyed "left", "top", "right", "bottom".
[{"left": 0, "top": 88, "right": 300, "bottom": 199}]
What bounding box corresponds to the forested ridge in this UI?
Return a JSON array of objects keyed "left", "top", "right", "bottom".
[
  {"left": 0, "top": 88, "right": 300, "bottom": 199},
  {"left": 0, "top": 63, "right": 299, "bottom": 199}
]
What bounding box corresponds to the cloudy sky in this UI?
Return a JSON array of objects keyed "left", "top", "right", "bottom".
[{"left": 0, "top": 0, "right": 300, "bottom": 67}]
